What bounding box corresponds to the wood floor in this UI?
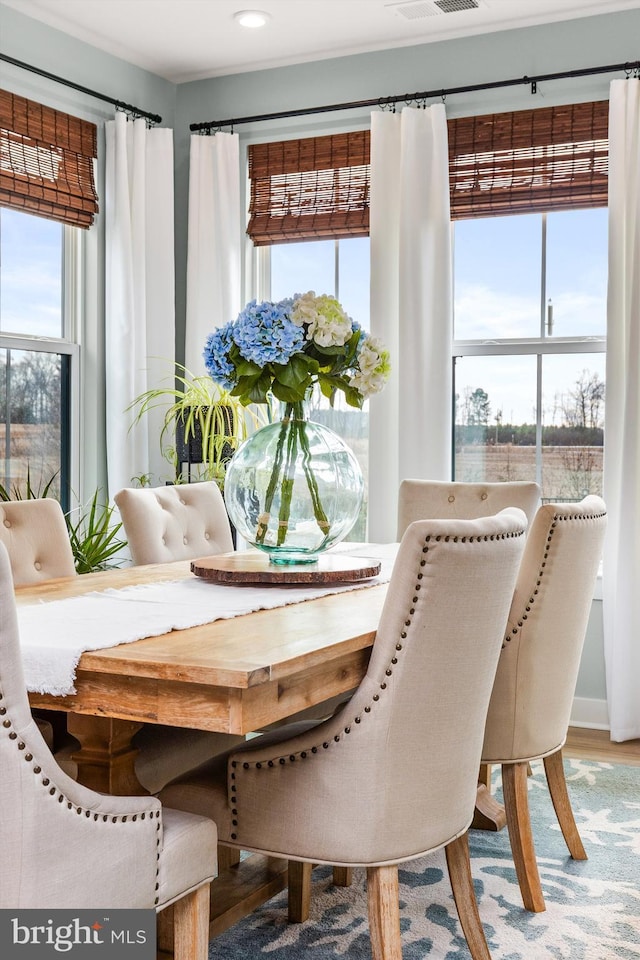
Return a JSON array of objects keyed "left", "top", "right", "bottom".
[{"left": 564, "top": 726, "right": 640, "bottom": 766}]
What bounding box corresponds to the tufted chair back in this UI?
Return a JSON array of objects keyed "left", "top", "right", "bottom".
[
  {"left": 0, "top": 543, "right": 216, "bottom": 956},
  {"left": 481, "top": 495, "right": 607, "bottom": 913},
  {"left": 0, "top": 498, "right": 76, "bottom": 584},
  {"left": 397, "top": 479, "right": 540, "bottom": 539},
  {"left": 159, "top": 509, "right": 528, "bottom": 959},
  {"left": 114, "top": 482, "right": 233, "bottom": 565}
]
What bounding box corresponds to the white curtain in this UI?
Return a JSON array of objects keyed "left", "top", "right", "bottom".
[
  {"left": 104, "top": 112, "right": 175, "bottom": 496},
  {"left": 603, "top": 78, "right": 640, "bottom": 742},
  {"left": 185, "top": 133, "right": 242, "bottom": 374},
  {"left": 368, "top": 106, "right": 453, "bottom": 542}
]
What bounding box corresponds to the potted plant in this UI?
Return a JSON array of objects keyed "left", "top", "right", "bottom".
[{"left": 128, "top": 363, "right": 264, "bottom": 485}]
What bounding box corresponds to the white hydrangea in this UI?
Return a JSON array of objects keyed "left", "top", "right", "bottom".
[
  {"left": 349, "top": 337, "right": 390, "bottom": 398},
  {"left": 291, "top": 291, "right": 353, "bottom": 348}
]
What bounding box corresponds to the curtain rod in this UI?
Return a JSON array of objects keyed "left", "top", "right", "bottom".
[
  {"left": 190, "top": 58, "right": 639, "bottom": 133},
  {"left": 0, "top": 53, "right": 162, "bottom": 125}
]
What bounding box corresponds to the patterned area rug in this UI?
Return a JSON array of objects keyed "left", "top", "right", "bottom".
[{"left": 209, "top": 759, "right": 640, "bottom": 959}]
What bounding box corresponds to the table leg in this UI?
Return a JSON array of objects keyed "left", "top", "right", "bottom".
[{"left": 66, "top": 713, "right": 146, "bottom": 795}]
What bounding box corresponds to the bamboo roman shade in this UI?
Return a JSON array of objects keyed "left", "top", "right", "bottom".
[
  {"left": 0, "top": 89, "right": 98, "bottom": 228},
  {"left": 247, "top": 101, "right": 609, "bottom": 243},
  {"left": 448, "top": 100, "right": 609, "bottom": 219},
  {"left": 247, "top": 131, "right": 370, "bottom": 245}
]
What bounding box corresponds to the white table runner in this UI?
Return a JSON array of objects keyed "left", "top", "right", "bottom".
[{"left": 18, "top": 545, "right": 396, "bottom": 697}]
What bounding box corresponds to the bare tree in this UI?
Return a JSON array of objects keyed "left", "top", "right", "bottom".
[{"left": 562, "top": 370, "right": 605, "bottom": 429}]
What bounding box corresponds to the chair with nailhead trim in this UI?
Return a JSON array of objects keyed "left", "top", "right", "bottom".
[
  {"left": 158, "top": 509, "right": 528, "bottom": 960},
  {"left": 481, "top": 496, "right": 607, "bottom": 913},
  {"left": 397, "top": 479, "right": 540, "bottom": 540},
  {"left": 0, "top": 542, "right": 217, "bottom": 959},
  {"left": 114, "top": 481, "right": 233, "bottom": 565}
]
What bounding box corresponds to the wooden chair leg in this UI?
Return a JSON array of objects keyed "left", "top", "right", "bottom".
[
  {"left": 543, "top": 748, "right": 587, "bottom": 860},
  {"left": 478, "top": 762, "right": 491, "bottom": 789},
  {"left": 217, "top": 843, "right": 241, "bottom": 870},
  {"left": 172, "top": 883, "right": 211, "bottom": 960},
  {"left": 367, "top": 864, "right": 402, "bottom": 960},
  {"left": 502, "top": 762, "right": 546, "bottom": 912},
  {"left": 333, "top": 866, "right": 353, "bottom": 887},
  {"left": 288, "top": 860, "right": 312, "bottom": 923},
  {"left": 445, "top": 833, "right": 491, "bottom": 960}
]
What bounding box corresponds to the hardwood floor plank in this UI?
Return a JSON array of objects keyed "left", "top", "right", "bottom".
[{"left": 564, "top": 727, "right": 640, "bottom": 766}]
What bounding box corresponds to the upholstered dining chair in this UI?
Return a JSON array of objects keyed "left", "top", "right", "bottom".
[
  {"left": 397, "top": 479, "right": 540, "bottom": 540},
  {"left": 0, "top": 497, "right": 76, "bottom": 584},
  {"left": 159, "top": 509, "right": 528, "bottom": 960},
  {"left": 0, "top": 542, "right": 217, "bottom": 960},
  {"left": 481, "top": 495, "right": 607, "bottom": 913},
  {"left": 114, "top": 481, "right": 233, "bottom": 565}
]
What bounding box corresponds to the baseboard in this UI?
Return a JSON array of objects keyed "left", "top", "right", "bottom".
[{"left": 570, "top": 696, "right": 610, "bottom": 730}]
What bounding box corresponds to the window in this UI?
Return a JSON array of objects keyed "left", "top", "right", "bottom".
[
  {"left": 0, "top": 90, "right": 93, "bottom": 509},
  {"left": 0, "top": 207, "right": 79, "bottom": 509},
  {"left": 453, "top": 207, "right": 606, "bottom": 500},
  {"left": 269, "top": 237, "right": 371, "bottom": 538}
]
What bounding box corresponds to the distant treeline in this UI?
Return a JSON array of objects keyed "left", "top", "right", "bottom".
[{"left": 455, "top": 424, "right": 604, "bottom": 447}]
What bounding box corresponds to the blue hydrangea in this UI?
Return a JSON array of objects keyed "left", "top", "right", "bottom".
[
  {"left": 232, "top": 299, "right": 304, "bottom": 367},
  {"left": 203, "top": 322, "right": 236, "bottom": 389}
]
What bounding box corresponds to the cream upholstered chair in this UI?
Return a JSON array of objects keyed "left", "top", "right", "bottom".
[
  {"left": 0, "top": 498, "right": 76, "bottom": 584},
  {"left": 159, "top": 509, "right": 528, "bottom": 960},
  {"left": 397, "top": 479, "right": 540, "bottom": 539},
  {"left": 114, "top": 481, "right": 233, "bottom": 565},
  {"left": 0, "top": 543, "right": 216, "bottom": 959},
  {"left": 113, "top": 483, "right": 243, "bottom": 803},
  {"left": 481, "top": 495, "right": 607, "bottom": 913},
  {"left": 0, "top": 498, "right": 76, "bottom": 749},
  {"left": 0, "top": 496, "right": 241, "bottom": 794}
]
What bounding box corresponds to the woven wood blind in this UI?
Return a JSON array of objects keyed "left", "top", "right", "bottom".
[
  {"left": 0, "top": 89, "right": 98, "bottom": 229},
  {"left": 448, "top": 100, "right": 609, "bottom": 219},
  {"left": 247, "top": 131, "right": 370, "bottom": 245},
  {"left": 247, "top": 101, "right": 608, "bottom": 242}
]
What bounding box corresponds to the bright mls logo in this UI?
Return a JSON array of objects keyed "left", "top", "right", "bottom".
[{"left": 0, "top": 910, "right": 155, "bottom": 957}]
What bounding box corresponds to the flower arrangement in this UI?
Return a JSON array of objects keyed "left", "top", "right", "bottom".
[
  {"left": 203, "top": 291, "right": 390, "bottom": 408},
  {"left": 203, "top": 293, "right": 390, "bottom": 561}
]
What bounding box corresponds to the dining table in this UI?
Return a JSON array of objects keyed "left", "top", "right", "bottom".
[
  {"left": 18, "top": 551, "right": 392, "bottom": 940},
  {"left": 17, "top": 545, "right": 505, "bottom": 945}
]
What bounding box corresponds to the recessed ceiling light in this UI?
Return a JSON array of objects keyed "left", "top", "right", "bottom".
[{"left": 234, "top": 10, "right": 270, "bottom": 29}]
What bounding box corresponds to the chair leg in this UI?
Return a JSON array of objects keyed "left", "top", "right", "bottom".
[
  {"left": 543, "top": 748, "right": 587, "bottom": 860},
  {"left": 445, "top": 833, "right": 491, "bottom": 960},
  {"left": 333, "top": 866, "right": 353, "bottom": 887},
  {"left": 288, "top": 860, "right": 312, "bottom": 923},
  {"left": 367, "top": 864, "right": 402, "bottom": 960},
  {"left": 502, "top": 762, "right": 546, "bottom": 912},
  {"left": 172, "top": 883, "right": 211, "bottom": 960}
]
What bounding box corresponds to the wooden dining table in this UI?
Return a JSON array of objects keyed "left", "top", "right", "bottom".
[{"left": 19, "top": 558, "right": 387, "bottom": 939}]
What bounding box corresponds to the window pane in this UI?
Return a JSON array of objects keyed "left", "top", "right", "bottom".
[
  {"left": 454, "top": 355, "right": 538, "bottom": 482},
  {"left": 270, "top": 240, "right": 335, "bottom": 300},
  {"left": 0, "top": 209, "right": 63, "bottom": 337},
  {"left": 270, "top": 238, "right": 370, "bottom": 539},
  {"left": 545, "top": 208, "right": 608, "bottom": 337},
  {"left": 541, "top": 354, "right": 604, "bottom": 501},
  {"left": 337, "top": 237, "right": 370, "bottom": 330},
  {"left": 454, "top": 214, "right": 542, "bottom": 339},
  {"left": 0, "top": 348, "right": 68, "bottom": 504}
]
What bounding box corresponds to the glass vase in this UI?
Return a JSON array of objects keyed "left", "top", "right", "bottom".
[{"left": 224, "top": 401, "right": 364, "bottom": 564}]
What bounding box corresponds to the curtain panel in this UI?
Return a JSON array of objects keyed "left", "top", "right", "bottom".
[
  {"left": 603, "top": 78, "right": 640, "bottom": 742},
  {"left": 185, "top": 133, "right": 241, "bottom": 375},
  {"left": 368, "top": 106, "right": 453, "bottom": 543},
  {"left": 104, "top": 112, "right": 175, "bottom": 496}
]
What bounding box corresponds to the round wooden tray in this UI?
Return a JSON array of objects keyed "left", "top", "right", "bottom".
[{"left": 191, "top": 551, "right": 381, "bottom": 584}]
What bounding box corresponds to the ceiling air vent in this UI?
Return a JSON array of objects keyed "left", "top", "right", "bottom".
[
  {"left": 435, "top": 0, "right": 480, "bottom": 11},
  {"left": 389, "top": 0, "right": 482, "bottom": 20}
]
